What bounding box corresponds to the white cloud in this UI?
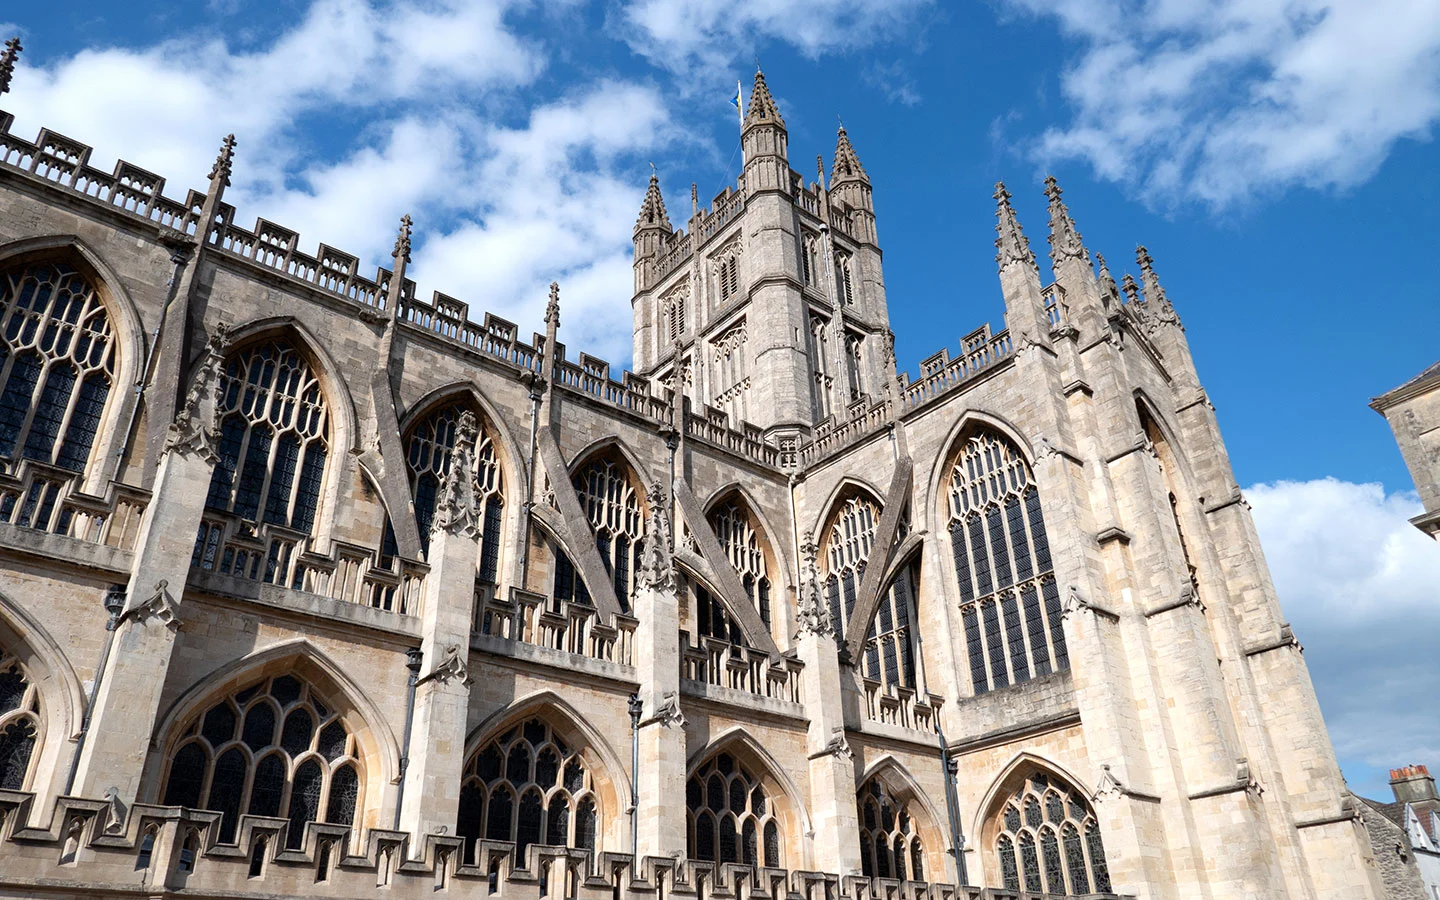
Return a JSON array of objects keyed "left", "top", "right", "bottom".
[
  {"left": 1003, "top": 0, "right": 1440, "bottom": 207},
  {"left": 1248, "top": 477, "right": 1440, "bottom": 795},
  {"left": 617, "top": 0, "right": 931, "bottom": 79}
]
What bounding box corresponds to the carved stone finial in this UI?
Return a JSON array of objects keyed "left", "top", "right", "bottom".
[
  {"left": 393, "top": 214, "right": 413, "bottom": 264},
  {"left": 795, "top": 531, "right": 834, "bottom": 637},
  {"left": 206, "top": 134, "right": 237, "bottom": 188},
  {"left": 993, "top": 181, "right": 1036, "bottom": 270},
  {"left": 1132, "top": 246, "right": 1182, "bottom": 332},
  {"left": 103, "top": 787, "right": 127, "bottom": 834},
  {"left": 0, "top": 37, "right": 23, "bottom": 97},
  {"left": 637, "top": 481, "right": 676, "bottom": 592},
  {"left": 635, "top": 174, "right": 672, "bottom": 233},
  {"left": 1043, "top": 175, "right": 1088, "bottom": 266},
  {"left": 545, "top": 281, "right": 561, "bottom": 328},
  {"left": 431, "top": 411, "right": 480, "bottom": 538},
  {"left": 1120, "top": 272, "right": 1141, "bottom": 306},
  {"left": 164, "top": 322, "right": 230, "bottom": 462}
]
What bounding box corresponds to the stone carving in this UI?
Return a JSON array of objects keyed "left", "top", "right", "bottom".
[
  {"left": 102, "top": 787, "right": 127, "bottom": 834},
  {"left": 813, "top": 726, "right": 853, "bottom": 761},
  {"left": 637, "top": 481, "right": 676, "bottom": 592},
  {"left": 1093, "top": 763, "right": 1126, "bottom": 802},
  {"left": 1062, "top": 584, "right": 1091, "bottom": 620},
  {"left": 1044, "top": 176, "right": 1088, "bottom": 265},
  {"left": 208, "top": 134, "right": 236, "bottom": 188},
  {"left": 425, "top": 645, "right": 470, "bottom": 687},
  {"left": 794, "top": 531, "right": 834, "bottom": 637},
  {"left": 650, "top": 691, "right": 685, "bottom": 728},
  {"left": 125, "top": 580, "right": 181, "bottom": 632},
  {"left": 1133, "top": 246, "right": 1182, "bottom": 334},
  {"left": 393, "top": 214, "right": 413, "bottom": 264},
  {"left": 164, "top": 322, "right": 229, "bottom": 462},
  {"left": 1235, "top": 757, "right": 1263, "bottom": 796},
  {"left": 431, "top": 410, "right": 480, "bottom": 538},
  {"left": 993, "top": 182, "right": 1036, "bottom": 270},
  {"left": 545, "top": 281, "right": 561, "bottom": 328}
]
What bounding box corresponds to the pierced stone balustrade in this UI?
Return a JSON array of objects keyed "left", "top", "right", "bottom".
[
  {"left": 680, "top": 632, "right": 803, "bottom": 705},
  {"left": 860, "top": 677, "right": 943, "bottom": 733},
  {"left": 0, "top": 462, "right": 149, "bottom": 551},
  {"left": 476, "top": 587, "right": 637, "bottom": 667}
]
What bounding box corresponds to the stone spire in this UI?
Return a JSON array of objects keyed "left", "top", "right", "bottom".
[
  {"left": 993, "top": 182, "right": 1036, "bottom": 270},
  {"left": 1096, "top": 253, "right": 1118, "bottom": 308},
  {"left": 635, "top": 173, "right": 672, "bottom": 234},
  {"left": 393, "top": 213, "right": 413, "bottom": 265},
  {"left": 831, "top": 125, "right": 868, "bottom": 184},
  {"left": 1120, "top": 272, "right": 1141, "bottom": 306},
  {"left": 208, "top": 134, "right": 237, "bottom": 189},
  {"left": 744, "top": 69, "right": 784, "bottom": 129},
  {"left": 431, "top": 410, "right": 479, "bottom": 537},
  {"left": 1135, "top": 245, "right": 1181, "bottom": 331},
  {"left": 545, "top": 280, "right": 561, "bottom": 329},
  {"left": 1044, "top": 175, "right": 1088, "bottom": 266},
  {"left": 637, "top": 481, "right": 676, "bottom": 592},
  {"left": 0, "top": 37, "right": 21, "bottom": 97}
]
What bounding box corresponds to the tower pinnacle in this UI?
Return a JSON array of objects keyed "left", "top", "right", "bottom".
[
  {"left": 831, "top": 125, "right": 867, "bottom": 184},
  {"left": 1135, "top": 245, "right": 1181, "bottom": 330},
  {"left": 744, "top": 70, "right": 784, "bottom": 129},
  {"left": 0, "top": 37, "right": 21, "bottom": 97},
  {"left": 635, "top": 173, "right": 672, "bottom": 234},
  {"left": 1043, "top": 176, "right": 1088, "bottom": 266},
  {"left": 208, "top": 134, "right": 237, "bottom": 188},
  {"left": 993, "top": 182, "right": 1035, "bottom": 270}
]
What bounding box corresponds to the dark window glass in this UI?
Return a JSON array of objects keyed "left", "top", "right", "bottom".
[
  {"left": 286, "top": 760, "right": 323, "bottom": 849},
  {"left": 163, "top": 743, "right": 207, "bottom": 808}
]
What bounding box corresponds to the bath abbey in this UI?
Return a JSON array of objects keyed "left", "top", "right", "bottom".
[{"left": 0, "top": 40, "right": 1399, "bottom": 899}]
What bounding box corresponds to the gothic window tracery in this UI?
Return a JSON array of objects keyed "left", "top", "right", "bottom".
[
  {"left": 160, "top": 674, "right": 360, "bottom": 848},
  {"left": 991, "top": 771, "right": 1110, "bottom": 895},
  {"left": 686, "top": 752, "right": 781, "bottom": 868},
  {"left": 821, "top": 494, "right": 919, "bottom": 692},
  {"left": 808, "top": 315, "right": 833, "bottom": 421},
  {"left": 553, "top": 457, "right": 643, "bottom": 612},
  {"left": 0, "top": 261, "right": 116, "bottom": 477},
  {"left": 457, "top": 718, "right": 599, "bottom": 866},
  {"left": 0, "top": 648, "right": 40, "bottom": 791},
  {"left": 844, "top": 332, "right": 865, "bottom": 399},
  {"left": 801, "top": 233, "right": 820, "bottom": 287},
  {"left": 204, "top": 339, "right": 329, "bottom": 536},
  {"left": 835, "top": 253, "right": 856, "bottom": 306},
  {"left": 709, "top": 500, "right": 772, "bottom": 631},
  {"left": 948, "top": 430, "right": 1066, "bottom": 693},
  {"left": 856, "top": 778, "right": 925, "bottom": 881},
  {"left": 662, "top": 287, "right": 688, "bottom": 345},
  {"left": 401, "top": 402, "right": 504, "bottom": 577},
  {"left": 711, "top": 319, "right": 749, "bottom": 425}
]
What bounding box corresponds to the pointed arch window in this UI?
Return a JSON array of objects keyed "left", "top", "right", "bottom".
[
  {"left": 801, "top": 233, "right": 820, "bottom": 287},
  {"left": 160, "top": 674, "right": 361, "bottom": 848},
  {"left": 402, "top": 402, "right": 505, "bottom": 576},
  {"left": 554, "top": 457, "right": 643, "bottom": 612},
  {"left": 835, "top": 253, "right": 856, "bottom": 306},
  {"left": 708, "top": 499, "right": 772, "bottom": 631},
  {"left": 808, "top": 314, "right": 833, "bottom": 422},
  {"left": 0, "top": 647, "right": 40, "bottom": 790},
  {"left": 205, "top": 340, "right": 329, "bottom": 536},
  {"left": 686, "top": 752, "right": 781, "bottom": 868},
  {"left": 991, "top": 770, "right": 1110, "bottom": 894},
  {"left": 947, "top": 431, "right": 1065, "bottom": 694},
  {"left": 0, "top": 261, "right": 116, "bottom": 476},
  {"left": 822, "top": 494, "right": 918, "bottom": 692},
  {"left": 458, "top": 718, "right": 600, "bottom": 866},
  {"left": 856, "top": 777, "right": 926, "bottom": 881}
]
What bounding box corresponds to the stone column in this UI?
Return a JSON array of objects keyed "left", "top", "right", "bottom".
[
  {"left": 795, "top": 533, "right": 862, "bottom": 874},
  {"left": 398, "top": 412, "right": 482, "bottom": 844},
  {"left": 72, "top": 327, "right": 228, "bottom": 806},
  {"left": 631, "top": 483, "right": 687, "bottom": 860}
]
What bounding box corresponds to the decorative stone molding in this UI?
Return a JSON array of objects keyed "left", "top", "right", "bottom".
[
  {"left": 636, "top": 481, "right": 676, "bottom": 593},
  {"left": 163, "top": 322, "right": 229, "bottom": 462},
  {"left": 645, "top": 691, "right": 686, "bottom": 728},
  {"left": 1143, "top": 581, "right": 1205, "bottom": 618},
  {"left": 102, "top": 787, "right": 127, "bottom": 834},
  {"left": 794, "top": 531, "right": 834, "bottom": 637},
  {"left": 431, "top": 411, "right": 480, "bottom": 539},
  {"left": 123, "top": 580, "right": 181, "bottom": 632},
  {"left": 421, "top": 645, "right": 470, "bottom": 687},
  {"left": 808, "top": 727, "right": 853, "bottom": 762},
  {"left": 1062, "top": 585, "right": 1119, "bottom": 622}
]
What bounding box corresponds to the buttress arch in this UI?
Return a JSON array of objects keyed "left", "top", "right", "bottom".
[{"left": 142, "top": 638, "right": 403, "bottom": 820}]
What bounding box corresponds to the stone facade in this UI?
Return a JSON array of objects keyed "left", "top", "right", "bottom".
[
  {"left": 0, "top": 49, "right": 1390, "bottom": 899},
  {"left": 1372, "top": 361, "right": 1440, "bottom": 541}
]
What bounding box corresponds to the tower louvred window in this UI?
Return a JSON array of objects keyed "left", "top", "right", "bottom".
[
  {"left": 205, "top": 340, "right": 329, "bottom": 536},
  {"left": 821, "top": 494, "right": 919, "bottom": 692},
  {"left": 948, "top": 430, "right": 1065, "bottom": 693},
  {"left": 160, "top": 674, "right": 361, "bottom": 848},
  {"left": 992, "top": 771, "right": 1110, "bottom": 894},
  {"left": 0, "top": 262, "right": 116, "bottom": 476},
  {"left": 457, "top": 718, "right": 599, "bottom": 865},
  {"left": 401, "top": 402, "right": 504, "bottom": 574}
]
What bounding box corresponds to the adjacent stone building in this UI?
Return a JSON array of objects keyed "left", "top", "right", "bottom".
[
  {"left": 1373, "top": 361, "right": 1440, "bottom": 541},
  {"left": 0, "top": 44, "right": 1393, "bottom": 899}
]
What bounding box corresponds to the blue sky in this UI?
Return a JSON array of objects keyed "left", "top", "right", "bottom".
[{"left": 3, "top": 0, "right": 1438, "bottom": 798}]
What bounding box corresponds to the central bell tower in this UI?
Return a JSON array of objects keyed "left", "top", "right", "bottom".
[{"left": 631, "top": 72, "right": 892, "bottom": 441}]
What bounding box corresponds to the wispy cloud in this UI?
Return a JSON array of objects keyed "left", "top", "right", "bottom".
[
  {"left": 1002, "top": 0, "right": 1440, "bottom": 208},
  {"left": 1247, "top": 477, "right": 1440, "bottom": 796}
]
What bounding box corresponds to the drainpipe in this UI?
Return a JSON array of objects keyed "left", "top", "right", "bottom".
[
  {"left": 935, "top": 720, "right": 969, "bottom": 885},
  {"left": 393, "top": 647, "right": 424, "bottom": 830},
  {"left": 627, "top": 692, "right": 642, "bottom": 858},
  {"left": 65, "top": 584, "right": 128, "bottom": 794}
]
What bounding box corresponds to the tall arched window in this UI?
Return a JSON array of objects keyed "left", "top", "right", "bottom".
[
  {"left": 161, "top": 674, "right": 361, "bottom": 848},
  {"left": 686, "top": 752, "right": 781, "bottom": 868},
  {"left": 554, "top": 457, "right": 643, "bottom": 613},
  {"left": 1140, "top": 406, "right": 1200, "bottom": 591},
  {"left": 0, "top": 261, "right": 116, "bottom": 475},
  {"left": 205, "top": 340, "right": 329, "bottom": 536},
  {"left": 709, "top": 499, "right": 772, "bottom": 630},
  {"left": 0, "top": 647, "right": 40, "bottom": 790},
  {"left": 822, "top": 493, "right": 918, "bottom": 691},
  {"left": 857, "top": 777, "right": 925, "bottom": 881},
  {"left": 402, "top": 402, "right": 504, "bottom": 577},
  {"left": 457, "top": 718, "right": 599, "bottom": 866},
  {"left": 991, "top": 770, "right": 1110, "bottom": 895},
  {"left": 947, "top": 431, "right": 1065, "bottom": 694}
]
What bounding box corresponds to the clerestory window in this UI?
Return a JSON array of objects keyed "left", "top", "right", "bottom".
[
  {"left": 554, "top": 457, "right": 643, "bottom": 612},
  {"left": 403, "top": 403, "right": 504, "bottom": 578}
]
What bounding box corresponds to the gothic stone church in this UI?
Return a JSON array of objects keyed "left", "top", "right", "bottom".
[{"left": 0, "top": 51, "right": 1391, "bottom": 899}]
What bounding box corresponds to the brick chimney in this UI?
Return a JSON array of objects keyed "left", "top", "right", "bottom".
[{"left": 1390, "top": 765, "right": 1440, "bottom": 804}]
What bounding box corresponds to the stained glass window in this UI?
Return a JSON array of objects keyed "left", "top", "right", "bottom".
[
  {"left": 401, "top": 402, "right": 505, "bottom": 571},
  {"left": 687, "top": 752, "right": 782, "bottom": 868},
  {"left": 160, "top": 674, "right": 360, "bottom": 848},
  {"left": 856, "top": 777, "right": 925, "bottom": 881},
  {"left": 992, "top": 769, "right": 1111, "bottom": 895},
  {"left": 0, "top": 649, "right": 39, "bottom": 790}
]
